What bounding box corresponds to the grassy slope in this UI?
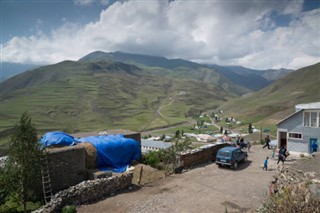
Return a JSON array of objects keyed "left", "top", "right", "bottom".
[
  {"left": 219, "top": 62, "right": 320, "bottom": 133},
  {"left": 0, "top": 59, "right": 243, "bottom": 147}
]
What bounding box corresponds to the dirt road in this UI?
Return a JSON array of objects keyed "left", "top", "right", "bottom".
[{"left": 77, "top": 146, "right": 282, "bottom": 213}]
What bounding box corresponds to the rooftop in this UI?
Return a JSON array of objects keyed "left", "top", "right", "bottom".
[
  {"left": 141, "top": 139, "right": 173, "bottom": 149},
  {"left": 295, "top": 102, "right": 320, "bottom": 111}
]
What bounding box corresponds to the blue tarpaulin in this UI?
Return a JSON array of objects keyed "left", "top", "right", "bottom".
[
  {"left": 39, "top": 131, "right": 79, "bottom": 147},
  {"left": 39, "top": 132, "right": 141, "bottom": 173},
  {"left": 78, "top": 135, "right": 141, "bottom": 172}
]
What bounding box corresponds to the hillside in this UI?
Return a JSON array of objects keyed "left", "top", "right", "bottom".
[
  {"left": 208, "top": 64, "right": 294, "bottom": 91},
  {"left": 0, "top": 56, "right": 248, "bottom": 145},
  {"left": 225, "top": 66, "right": 294, "bottom": 81},
  {"left": 219, "top": 62, "right": 320, "bottom": 130},
  {"left": 208, "top": 64, "right": 271, "bottom": 91}
]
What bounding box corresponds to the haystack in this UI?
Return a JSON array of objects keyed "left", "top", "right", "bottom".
[{"left": 78, "top": 142, "right": 97, "bottom": 169}]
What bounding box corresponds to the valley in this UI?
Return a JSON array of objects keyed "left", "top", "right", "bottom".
[{"left": 0, "top": 52, "right": 319, "bottom": 151}]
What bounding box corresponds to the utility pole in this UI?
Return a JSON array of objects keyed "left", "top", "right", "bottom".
[{"left": 260, "top": 126, "right": 263, "bottom": 144}]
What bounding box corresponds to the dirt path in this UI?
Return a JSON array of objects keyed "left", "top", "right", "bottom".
[
  {"left": 157, "top": 94, "right": 177, "bottom": 118},
  {"left": 77, "top": 145, "right": 285, "bottom": 213}
]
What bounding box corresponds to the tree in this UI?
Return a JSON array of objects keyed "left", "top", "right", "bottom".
[
  {"left": 248, "top": 123, "right": 253, "bottom": 134},
  {"left": 175, "top": 130, "right": 180, "bottom": 138},
  {"left": 1, "top": 112, "right": 44, "bottom": 212},
  {"left": 160, "top": 134, "right": 166, "bottom": 141}
]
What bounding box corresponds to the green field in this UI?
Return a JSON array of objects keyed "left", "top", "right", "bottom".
[
  {"left": 0, "top": 59, "right": 242, "bottom": 148},
  {"left": 218, "top": 63, "right": 320, "bottom": 135},
  {"left": 1, "top": 57, "right": 318, "bottom": 150}
]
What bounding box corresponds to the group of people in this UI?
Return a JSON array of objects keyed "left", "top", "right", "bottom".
[
  {"left": 236, "top": 136, "right": 251, "bottom": 151},
  {"left": 262, "top": 135, "right": 288, "bottom": 171}
]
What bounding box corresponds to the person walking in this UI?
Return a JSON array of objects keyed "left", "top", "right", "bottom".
[
  {"left": 277, "top": 148, "right": 285, "bottom": 164},
  {"left": 263, "top": 135, "right": 271, "bottom": 149},
  {"left": 263, "top": 157, "right": 269, "bottom": 171}
]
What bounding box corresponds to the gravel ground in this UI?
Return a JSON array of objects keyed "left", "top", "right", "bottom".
[{"left": 77, "top": 145, "right": 310, "bottom": 213}]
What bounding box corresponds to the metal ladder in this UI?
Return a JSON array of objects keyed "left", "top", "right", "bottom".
[{"left": 41, "top": 152, "right": 52, "bottom": 203}]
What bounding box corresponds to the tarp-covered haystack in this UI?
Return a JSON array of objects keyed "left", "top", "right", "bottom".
[{"left": 39, "top": 132, "right": 141, "bottom": 173}]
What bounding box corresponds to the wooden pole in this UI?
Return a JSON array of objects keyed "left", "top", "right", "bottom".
[{"left": 138, "top": 166, "right": 143, "bottom": 186}]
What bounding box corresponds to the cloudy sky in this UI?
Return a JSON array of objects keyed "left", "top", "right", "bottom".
[{"left": 1, "top": 0, "right": 320, "bottom": 70}]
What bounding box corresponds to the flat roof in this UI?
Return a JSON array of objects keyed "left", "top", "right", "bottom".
[
  {"left": 295, "top": 102, "right": 320, "bottom": 111},
  {"left": 141, "top": 139, "right": 172, "bottom": 149},
  {"left": 72, "top": 129, "right": 137, "bottom": 138}
]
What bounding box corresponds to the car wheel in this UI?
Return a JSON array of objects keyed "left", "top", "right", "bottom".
[
  {"left": 243, "top": 156, "right": 248, "bottom": 163},
  {"left": 217, "top": 164, "right": 221, "bottom": 167},
  {"left": 233, "top": 161, "right": 238, "bottom": 169}
]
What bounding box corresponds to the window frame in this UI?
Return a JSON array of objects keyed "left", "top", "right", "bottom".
[
  {"left": 303, "top": 110, "right": 320, "bottom": 128},
  {"left": 288, "top": 132, "right": 303, "bottom": 140}
]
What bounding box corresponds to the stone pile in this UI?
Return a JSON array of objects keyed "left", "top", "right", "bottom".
[
  {"left": 262, "top": 167, "right": 320, "bottom": 212},
  {"left": 271, "top": 167, "right": 320, "bottom": 200},
  {"left": 33, "top": 172, "right": 133, "bottom": 213},
  {"left": 276, "top": 167, "right": 317, "bottom": 186}
]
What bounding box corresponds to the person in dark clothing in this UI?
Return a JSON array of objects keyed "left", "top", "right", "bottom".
[
  {"left": 282, "top": 146, "right": 288, "bottom": 160},
  {"left": 239, "top": 137, "right": 246, "bottom": 149},
  {"left": 236, "top": 136, "right": 240, "bottom": 146},
  {"left": 263, "top": 135, "right": 271, "bottom": 149},
  {"left": 277, "top": 147, "right": 285, "bottom": 164}
]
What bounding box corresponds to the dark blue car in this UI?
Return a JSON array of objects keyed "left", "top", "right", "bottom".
[{"left": 216, "top": 146, "right": 248, "bottom": 169}]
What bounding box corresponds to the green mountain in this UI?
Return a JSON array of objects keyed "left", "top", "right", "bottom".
[
  {"left": 79, "top": 51, "right": 201, "bottom": 69},
  {"left": 219, "top": 62, "right": 320, "bottom": 129},
  {"left": 208, "top": 64, "right": 271, "bottom": 91},
  {"left": 0, "top": 54, "right": 248, "bottom": 144}
]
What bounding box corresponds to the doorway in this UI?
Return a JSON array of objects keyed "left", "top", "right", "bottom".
[{"left": 279, "top": 131, "right": 287, "bottom": 148}]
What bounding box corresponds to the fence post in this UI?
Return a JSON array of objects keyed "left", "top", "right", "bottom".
[{"left": 138, "top": 166, "right": 143, "bottom": 186}]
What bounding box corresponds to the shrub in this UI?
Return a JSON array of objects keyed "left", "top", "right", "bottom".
[
  {"left": 62, "top": 205, "right": 77, "bottom": 213},
  {"left": 259, "top": 185, "right": 320, "bottom": 213}
]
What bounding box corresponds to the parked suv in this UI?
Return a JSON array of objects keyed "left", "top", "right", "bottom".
[{"left": 216, "top": 146, "right": 248, "bottom": 169}]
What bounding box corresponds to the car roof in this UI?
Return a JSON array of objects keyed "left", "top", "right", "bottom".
[{"left": 218, "top": 146, "right": 238, "bottom": 152}]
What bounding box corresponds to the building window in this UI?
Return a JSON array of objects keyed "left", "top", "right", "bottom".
[
  {"left": 304, "top": 112, "right": 310, "bottom": 127},
  {"left": 288, "top": 132, "right": 302, "bottom": 139},
  {"left": 311, "top": 112, "right": 317, "bottom": 127},
  {"left": 304, "top": 111, "right": 320, "bottom": 127}
]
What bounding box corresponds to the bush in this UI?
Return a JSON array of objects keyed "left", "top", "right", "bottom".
[
  {"left": 259, "top": 185, "right": 320, "bottom": 213},
  {"left": 62, "top": 205, "right": 77, "bottom": 213},
  {"left": 143, "top": 139, "right": 192, "bottom": 171},
  {"left": 0, "top": 194, "right": 42, "bottom": 213}
]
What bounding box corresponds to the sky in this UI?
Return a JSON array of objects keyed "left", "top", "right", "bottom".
[{"left": 1, "top": 0, "right": 320, "bottom": 70}]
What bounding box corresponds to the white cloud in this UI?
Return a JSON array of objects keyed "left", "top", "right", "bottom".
[{"left": 1, "top": 0, "right": 320, "bottom": 70}]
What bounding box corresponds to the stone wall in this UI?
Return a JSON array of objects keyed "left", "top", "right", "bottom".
[
  {"left": 46, "top": 145, "right": 87, "bottom": 194},
  {"left": 34, "top": 172, "right": 133, "bottom": 213},
  {"left": 176, "top": 143, "right": 232, "bottom": 170}
]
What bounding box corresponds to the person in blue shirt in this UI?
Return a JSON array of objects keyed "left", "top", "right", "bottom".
[
  {"left": 312, "top": 141, "right": 318, "bottom": 153},
  {"left": 263, "top": 157, "right": 269, "bottom": 171}
]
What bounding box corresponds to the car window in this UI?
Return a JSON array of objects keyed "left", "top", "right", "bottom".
[{"left": 219, "top": 151, "right": 231, "bottom": 157}]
